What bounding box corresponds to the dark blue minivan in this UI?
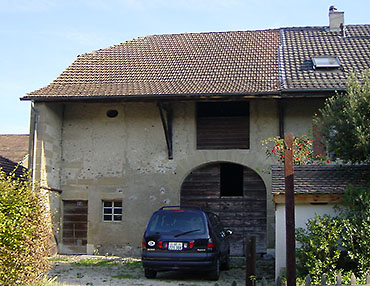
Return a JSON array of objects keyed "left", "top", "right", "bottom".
[{"left": 141, "top": 206, "right": 232, "bottom": 280}]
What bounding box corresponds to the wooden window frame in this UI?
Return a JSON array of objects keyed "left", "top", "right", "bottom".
[{"left": 102, "top": 201, "right": 123, "bottom": 222}]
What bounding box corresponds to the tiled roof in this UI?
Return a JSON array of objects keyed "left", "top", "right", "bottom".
[
  {"left": 0, "top": 134, "right": 29, "bottom": 162},
  {"left": 24, "top": 30, "right": 281, "bottom": 99},
  {"left": 280, "top": 25, "right": 370, "bottom": 91},
  {"left": 271, "top": 165, "right": 370, "bottom": 195},
  {"left": 23, "top": 25, "right": 370, "bottom": 100},
  {"left": 0, "top": 155, "right": 28, "bottom": 180}
]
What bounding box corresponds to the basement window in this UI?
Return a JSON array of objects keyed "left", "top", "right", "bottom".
[
  {"left": 220, "top": 163, "right": 244, "bottom": 197},
  {"left": 103, "top": 201, "right": 122, "bottom": 222},
  {"left": 312, "top": 56, "right": 341, "bottom": 69}
]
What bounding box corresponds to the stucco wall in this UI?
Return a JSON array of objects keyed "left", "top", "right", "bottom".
[
  {"left": 283, "top": 98, "right": 324, "bottom": 136},
  {"left": 32, "top": 102, "right": 64, "bottom": 246},
  {"left": 275, "top": 203, "right": 337, "bottom": 278},
  {"left": 32, "top": 97, "right": 324, "bottom": 256}
]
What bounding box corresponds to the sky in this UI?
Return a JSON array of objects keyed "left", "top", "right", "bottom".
[{"left": 0, "top": 0, "right": 369, "bottom": 134}]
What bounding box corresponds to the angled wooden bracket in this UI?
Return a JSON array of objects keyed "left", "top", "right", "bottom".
[{"left": 157, "top": 101, "right": 173, "bottom": 160}]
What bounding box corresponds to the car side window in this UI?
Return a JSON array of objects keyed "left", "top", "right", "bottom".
[{"left": 207, "top": 213, "right": 224, "bottom": 237}]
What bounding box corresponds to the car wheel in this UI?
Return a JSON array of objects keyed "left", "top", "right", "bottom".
[
  {"left": 221, "top": 253, "right": 230, "bottom": 270},
  {"left": 208, "top": 258, "right": 220, "bottom": 281},
  {"left": 144, "top": 268, "right": 157, "bottom": 279}
]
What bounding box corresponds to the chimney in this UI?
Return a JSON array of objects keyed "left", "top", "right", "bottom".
[{"left": 328, "top": 6, "right": 344, "bottom": 31}]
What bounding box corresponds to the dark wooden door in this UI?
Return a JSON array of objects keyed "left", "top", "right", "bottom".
[
  {"left": 180, "top": 163, "right": 266, "bottom": 256},
  {"left": 62, "top": 200, "right": 88, "bottom": 254}
]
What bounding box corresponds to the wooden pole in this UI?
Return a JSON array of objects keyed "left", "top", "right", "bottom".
[
  {"left": 284, "top": 133, "right": 296, "bottom": 286},
  {"left": 245, "top": 236, "right": 256, "bottom": 286}
]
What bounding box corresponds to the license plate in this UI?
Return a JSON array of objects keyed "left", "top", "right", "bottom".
[{"left": 168, "top": 242, "right": 183, "bottom": 251}]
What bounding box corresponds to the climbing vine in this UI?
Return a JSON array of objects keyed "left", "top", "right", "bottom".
[{"left": 261, "top": 135, "right": 328, "bottom": 165}]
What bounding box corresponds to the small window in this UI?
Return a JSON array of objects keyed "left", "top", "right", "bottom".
[
  {"left": 312, "top": 56, "right": 341, "bottom": 69},
  {"left": 106, "top": 109, "right": 118, "bottom": 118},
  {"left": 103, "top": 201, "right": 122, "bottom": 222}
]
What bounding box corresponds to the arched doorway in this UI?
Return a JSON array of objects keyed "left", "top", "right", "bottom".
[{"left": 180, "top": 162, "right": 266, "bottom": 256}]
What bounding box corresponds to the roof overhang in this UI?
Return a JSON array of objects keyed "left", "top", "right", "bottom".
[
  {"left": 20, "top": 91, "right": 282, "bottom": 103},
  {"left": 20, "top": 88, "right": 347, "bottom": 103},
  {"left": 273, "top": 193, "right": 343, "bottom": 204}
]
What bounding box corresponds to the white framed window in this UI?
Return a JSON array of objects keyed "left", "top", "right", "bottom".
[
  {"left": 103, "top": 201, "right": 122, "bottom": 222},
  {"left": 312, "top": 56, "right": 341, "bottom": 69}
]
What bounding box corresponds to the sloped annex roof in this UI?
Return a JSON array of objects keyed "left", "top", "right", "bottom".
[
  {"left": 271, "top": 165, "right": 370, "bottom": 195},
  {"left": 0, "top": 134, "right": 29, "bottom": 162},
  {"left": 24, "top": 30, "right": 281, "bottom": 100},
  {"left": 0, "top": 155, "right": 28, "bottom": 180},
  {"left": 23, "top": 24, "right": 370, "bottom": 101}
]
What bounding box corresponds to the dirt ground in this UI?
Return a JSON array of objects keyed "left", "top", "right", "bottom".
[{"left": 48, "top": 255, "right": 250, "bottom": 286}]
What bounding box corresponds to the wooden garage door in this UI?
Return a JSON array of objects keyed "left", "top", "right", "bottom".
[
  {"left": 180, "top": 163, "right": 266, "bottom": 256},
  {"left": 62, "top": 200, "right": 88, "bottom": 254}
]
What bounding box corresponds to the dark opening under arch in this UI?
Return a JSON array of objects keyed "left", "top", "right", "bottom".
[{"left": 180, "top": 162, "right": 267, "bottom": 255}]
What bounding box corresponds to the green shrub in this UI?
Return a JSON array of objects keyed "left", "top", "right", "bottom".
[
  {"left": 0, "top": 170, "right": 52, "bottom": 285},
  {"left": 296, "top": 214, "right": 344, "bottom": 283},
  {"left": 296, "top": 186, "right": 370, "bottom": 283},
  {"left": 338, "top": 185, "right": 370, "bottom": 277}
]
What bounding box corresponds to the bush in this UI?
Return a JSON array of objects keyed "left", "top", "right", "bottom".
[
  {"left": 0, "top": 170, "right": 52, "bottom": 285},
  {"left": 338, "top": 186, "right": 370, "bottom": 277},
  {"left": 296, "top": 214, "right": 344, "bottom": 283},
  {"left": 296, "top": 186, "right": 370, "bottom": 283}
]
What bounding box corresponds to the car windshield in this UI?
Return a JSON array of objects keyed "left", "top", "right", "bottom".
[{"left": 148, "top": 211, "right": 207, "bottom": 235}]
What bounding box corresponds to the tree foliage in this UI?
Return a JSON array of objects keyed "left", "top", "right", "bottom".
[
  {"left": 0, "top": 169, "right": 52, "bottom": 285},
  {"left": 314, "top": 70, "right": 370, "bottom": 163},
  {"left": 296, "top": 186, "right": 370, "bottom": 283},
  {"left": 338, "top": 186, "right": 370, "bottom": 276}
]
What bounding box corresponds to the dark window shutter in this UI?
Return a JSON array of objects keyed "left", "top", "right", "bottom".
[{"left": 196, "top": 102, "right": 249, "bottom": 150}]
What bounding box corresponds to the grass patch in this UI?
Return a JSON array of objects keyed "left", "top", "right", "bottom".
[
  {"left": 122, "top": 259, "right": 142, "bottom": 270},
  {"left": 112, "top": 273, "right": 137, "bottom": 279},
  {"left": 72, "top": 258, "right": 120, "bottom": 267},
  {"left": 48, "top": 256, "right": 72, "bottom": 263}
]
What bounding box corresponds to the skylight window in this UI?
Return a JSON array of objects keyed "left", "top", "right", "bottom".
[{"left": 312, "top": 56, "right": 341, "bottom": 69}]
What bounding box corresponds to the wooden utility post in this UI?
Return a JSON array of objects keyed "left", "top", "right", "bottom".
[
  {"left": 245, "top": 236, "right": 256, "bottom": 286},
  {"left": 284, "top": 133, "right": 296, "bottom": 286}
]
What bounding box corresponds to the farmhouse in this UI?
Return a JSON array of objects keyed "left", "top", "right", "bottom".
[{"left": 21, "top": 7, "right": 370, "bottom": 264}]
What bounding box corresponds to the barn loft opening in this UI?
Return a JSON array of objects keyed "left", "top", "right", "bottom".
[
  {"left": 220, "top": 163, "right": 244, "bottom": 196},
  {"left": 196, "top": 101, "right": 250, "bottom": 150}
]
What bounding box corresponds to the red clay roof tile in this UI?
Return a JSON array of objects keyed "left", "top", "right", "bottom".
[{"left": 25, "top": 30, "right": 281, "bottom": 99}]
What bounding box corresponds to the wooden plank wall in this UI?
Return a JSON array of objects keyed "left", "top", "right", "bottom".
[
  {"left": 181, "top": 163, "right": 266, "bottom": 255},
  {"left": 197, "top": 116, "right": 249, "bottom": 149}
]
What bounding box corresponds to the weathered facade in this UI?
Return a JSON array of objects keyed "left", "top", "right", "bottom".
[
  {"left": 29, "top": 98, "right": 323, "bottom": 255},
  {"left": 22, "top": 9, "right": 370, "bottom": 257}
]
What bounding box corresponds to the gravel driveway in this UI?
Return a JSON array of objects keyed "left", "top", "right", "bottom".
[{"left": 48, "top": 255, "right": 247, "bottom": 286}]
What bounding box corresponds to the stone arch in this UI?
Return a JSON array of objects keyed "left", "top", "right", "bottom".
[{"left": 180, "top": 161, "right": 267, "bottom": 255}]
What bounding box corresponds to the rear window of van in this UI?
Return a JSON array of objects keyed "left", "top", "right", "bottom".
[{"left": 148, "top": 211, "right": 207, "bottom": 235}]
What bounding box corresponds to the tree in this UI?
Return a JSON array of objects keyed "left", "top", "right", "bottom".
[
  {"left": 314, "top": 69, "right": 370, "bottom": 163},
  {"left": 0, "top": 170, "right": 52, "bottom": 285}
]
